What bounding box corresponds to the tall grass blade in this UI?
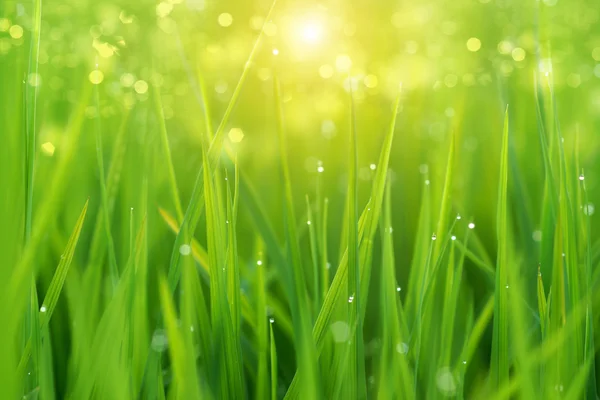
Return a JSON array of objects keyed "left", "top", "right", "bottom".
[
  {"left": 490, "top": 107, "right": 510, "bottom": 389},
  {"left": 346, "top": 81, "right": 366, "bottom": 399},
  {"left": 273, "top": 64, "right": 320, "bottom": 399}
]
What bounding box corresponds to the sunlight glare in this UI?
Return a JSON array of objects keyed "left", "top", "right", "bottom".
[{"left": 300, "top": 21, "right": 322, "bottom": 43}]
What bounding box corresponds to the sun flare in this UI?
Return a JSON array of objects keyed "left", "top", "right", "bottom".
[{"left": 299, "top": 21, "right": 322, "bottom": 44}]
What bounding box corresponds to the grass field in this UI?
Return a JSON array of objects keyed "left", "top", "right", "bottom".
[{"left": 2, "top": 0, "right": 600, "bottom": 398}]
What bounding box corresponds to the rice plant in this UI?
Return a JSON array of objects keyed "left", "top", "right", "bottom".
[{"left": 1, "top": 0, "right": 600, "bottom": 399}]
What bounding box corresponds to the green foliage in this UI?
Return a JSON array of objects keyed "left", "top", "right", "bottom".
[{"left": 2, "top": 0, "right": 600, "bottom": 399}]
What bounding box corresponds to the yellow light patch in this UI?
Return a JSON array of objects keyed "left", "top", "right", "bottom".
[
  {"left": 319, "top": 64, "right": 334, "bottom": 79},
  {"left": 364, "top": 74, "right": 378, "bottom": 88},
  {"left": 335, "top": 55, "right": 352, "bottom": 72},
  {"left": 41, "top": 142, "right": 55, "bottom": 156},
  {"left": 300, "top": 21, "right": 322, "bottom": 43},
  {"left": 120, "top": 73, "right": 135, "bottom": 87},
  {"left": 93, "top": 39, "right": 116, "bottom": 58},
  {"left": 156, "top": 2, "right": 173, "bottom": 18},
  {"left": 134, "top": 80, "right": 149, "bottom": 94},
  {"left": 28, "top": 73, "right": 42, "bottom": 87},
  {"left": 89, "top": 70, "right": 104, "bottom": 85},
  {"left": 0, "top": 18, "right": 10, "bottom": 32},
  {"left": 218, "top": 13, "right": 233, "bottom": 27},
  {"left": 228, "top": 128, "right": 244, "bottom": 143},
  {"left": 466, "top": 37, "right": 481, "bottom": 52},
  {"left": 511, "top": 47, "right": 526, "bottom": 62},
  {"left": 9, "top": 25, "right": 23, "bottom": 39},
  {"left": 264, "top": 21, "right": 277, "bottom": 36}
]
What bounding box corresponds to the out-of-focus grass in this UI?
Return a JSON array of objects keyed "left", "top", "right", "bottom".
[{"left": 2, "top": 0, "right": 600, "bottom": 398}]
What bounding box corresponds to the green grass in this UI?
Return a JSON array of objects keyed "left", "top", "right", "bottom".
[{"left": 2, "top": 0, "right": 600, "bottom": 399}]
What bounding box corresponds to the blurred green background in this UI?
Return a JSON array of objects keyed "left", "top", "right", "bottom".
[{"left": 2, "top": 0, "right": 600, "bottom": 398}]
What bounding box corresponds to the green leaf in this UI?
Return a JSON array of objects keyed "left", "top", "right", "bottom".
[
  {"left": 273, "top": 66, "right": 320, "bottom": 399},
  {"left": 17, "top": 199, "right": 90, "bottom": 377},
  {"left": 490, "top": 106, "right": 510, "bottom": 389}
]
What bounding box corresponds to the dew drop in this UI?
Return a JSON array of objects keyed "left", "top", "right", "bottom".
[
  {"left": 179, "top": 244, "right": 191, "bottom": 256},
  {"left": 369, "top": 163, "right": 377, "bottom": 171},
  {"left": 462, "top": 360, "right": 467, "bottom": 365},
  {"left": 436, "top": 367, "right": 457, "bottom": 395},
  {"left": 348, "top": 295, "right": 355, "bottom": 303},
  {"left": 330, "top": 321, "right": 350, "bottom": 342},
  {"left": 579, "top": 174, "right": 585, "bottom": 181},
  {"left": 396, "top": 286, "right": 402, "bottom": 292},
  {"left": 396, "top": 342, "right": 409, "bottom": 354},
  {"left": 425, "top": 179, "right": 431, "bottom": 186},
  {"left": 257, "top": 260, "right": 263, "bottom": 266},
  {"left": 151, "top": 329, "right": 168, "bottom": 352},
  {"left": 432, "top": 233, "right": 437, "bottom": 241},
  {"left": 456, "top": 214, "right": 462, "bottom": 220},
  {"left": 307, "top": 220, "right": 311, "bottom": 225},
  {"left": 40, "top": 305, "right": 47, "bottom": 313},
  {"left": 451, "top": 235, "right": 457, "bottom": 241},
  {"left": 269, "top": 317, "right": 275, "bottom": 324},
  {"left": 468, "top": 222, "right": 475, "bottom": 229}
]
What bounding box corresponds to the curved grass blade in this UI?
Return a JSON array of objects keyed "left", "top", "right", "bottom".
[
  {"left": 16, "top": 199, "right": 89, "bottom": 376},
  {"left": 39, "top": 199, "right": 89, "bottom": 326},
  {"left": 164, "top": 0, "right": 279, "bottom": 296},
  {"left": 6, "top": 83, "right": 92, "bottom": 332},
  {"left": 151, "top": 81, "right": 184, "bottom": 222},
  {"left": 453, "top": 239, "right": 494, "bottom": 281}
]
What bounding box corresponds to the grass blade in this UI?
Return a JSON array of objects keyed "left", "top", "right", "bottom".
[
  {"left": 490, "top": 107, "right": 510, "bottom": 389},
  {"left": 346, "top": 80, "right": 366, "bottom": 399},
  {"left": 273, "top": 64, "right": 320, "bottom": 399}
]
